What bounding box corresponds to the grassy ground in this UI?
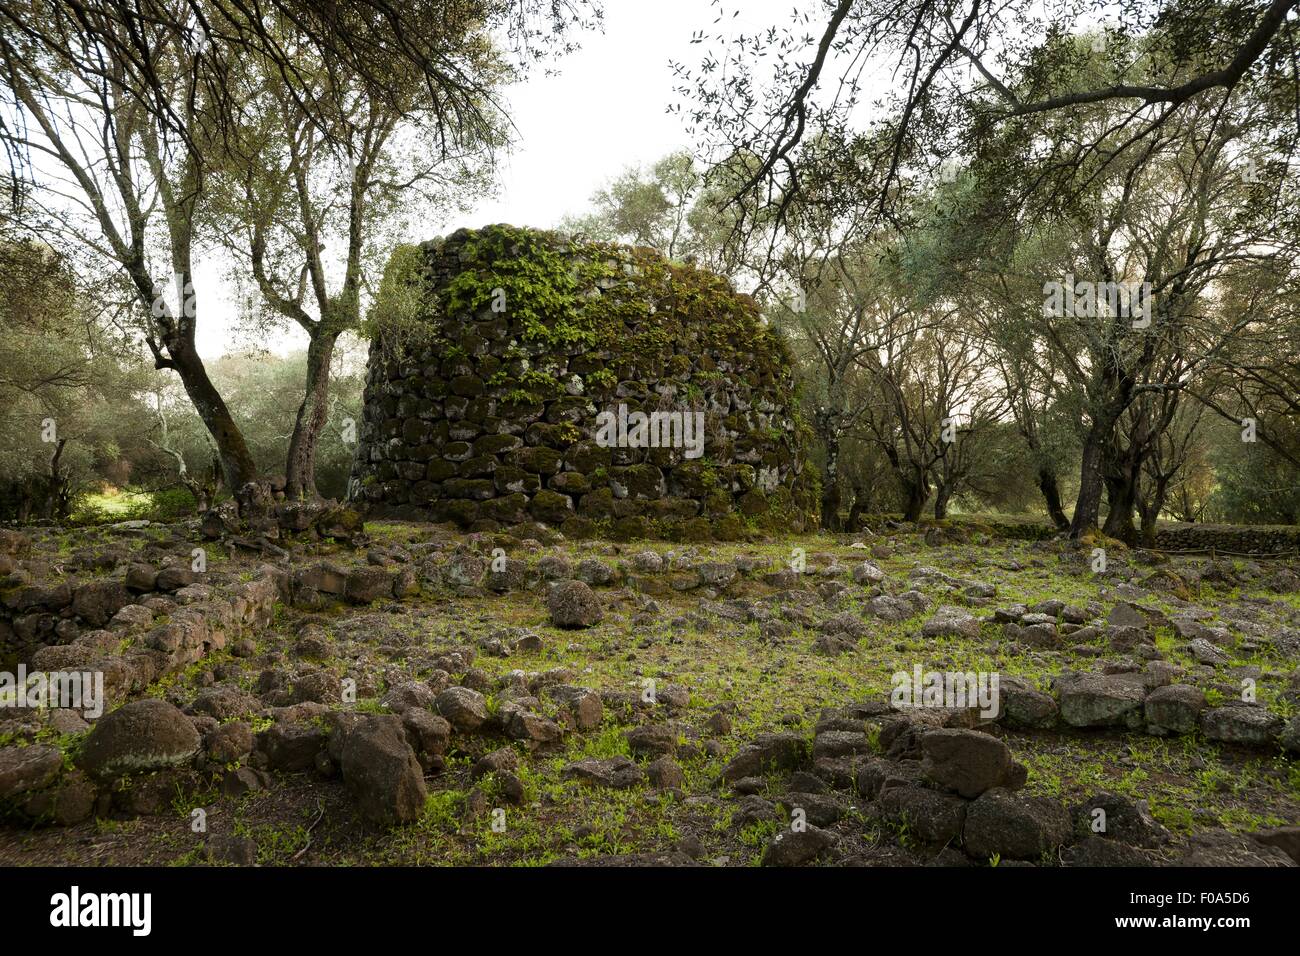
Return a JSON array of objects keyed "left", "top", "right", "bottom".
[{"left": 2, "top": 520, "right": 1298, "bottom": 866}]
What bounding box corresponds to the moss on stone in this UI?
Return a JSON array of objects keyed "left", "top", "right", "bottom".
[{"left": 354, "top": 224, "right": 817, "bottom": 539}]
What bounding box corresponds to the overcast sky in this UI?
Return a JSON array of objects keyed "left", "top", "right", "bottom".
[{"left": 195, "top": 0, "right": 797, "bottom": 359}]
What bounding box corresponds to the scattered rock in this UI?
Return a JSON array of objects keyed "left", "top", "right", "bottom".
[
  {"left": 812, "top": 730, "right": 874, "bottom": 760},
  {"left": 760, "top": 826, "right": 836, "bottom": 866},
  {"left": 78, "top": 699, "right": 201, "bottom": 778},
  {"left": 1106, "top": 602, "right": 1148, "bottom": 629},
  {"left": 852, "top": 561, "right": 885, "bottom": 585},
  {"left": 921, "top": 605, "right": 980, "bottom": 639},
  {"left": 646, "top": 756, "right": 684, "bottom": 789},
  {"left": 71, "top": 581, "right": 132, "bottom": 627},
  {"left": 206, "top": 721, "right": 254, "bottom": 764},
  {"left": 1178, "top": 829, "right": 1296, "bottom": 867},
  {"left": 1252, "top": 826, "right": 1300, "bottom": 865},
  {"left": 630, "top": 551, "right": 664, "bottom": 574},
  {"left": 546, "top": 580, "right": 604, "bottom": 628},
  {"left": 382, "top": 681, "right": 439, "bottom": 714},
  {"left": 205, "top": 834, "right": 258, "bottom": 865},
  {"left": 574, "top": 558, "right": 614, "bottom": 586},
  {"left": 1189, "top": 637, "right": 1229, "bottom": 666},
  {"left": 1201, "top": 704, "right": 1283, "bottom": 746},
  {"left": 878, "top": 785, "right": 968, "bottom": 843},
  {"left": 435, "top": 686, "right": 489, "bottom": 732},
  {"left": 258, "top": 721, "right": 328, "bottom": 772},
  {"left": 920, "top": 729, "right": 1026, "bottom": 798},
  {"left": 626, "top": 724, "right": 677, "bottom": 757},
  {"left": 189, "top": 686, "right": 260, "bottom": 721},
  {"left": 1143, "top": 683, "right": 1205, "bottom": 736},
  {"left": 1071, "top": 792, "right": 1169, "bottom": 847},
  {"left": 563, "top": 755, "right": 642, "bottom": 789},
  {"left": 334, "top": 714, "right": 427, "bottom": 826},
  {"left": 720, "top": 733, "right": 807, "bottom": 782},
  {"left": 1057, "top": 672, "right": 1147, "bottom": 729},
  {"left": 0, "top": 744, "right": 63, "bottom": 800},
  {"left": 963, "top": 788, "right": 1073, "bottom": 861},
  {"left": 996, "top": 677, "right": 1058, "bottom": 729},
  {"left": 1062, "top": 835, "right": 1156, "bottom": 867}
]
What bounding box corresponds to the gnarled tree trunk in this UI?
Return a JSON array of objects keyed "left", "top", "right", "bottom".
[
  {"left": 847, "top": 479, "right": 871, "bottom": 531},
  {"left": 1038, "top": 466, "right": 1070, "bottom": 531},
  {"left": 285, "top": 331, "right": 339, "bottom": 500},
  {"left": 1071, "top": 426, "right": 1109, "bottom": 537},
  {"left": 933, "top": 481, "right": 952, "bottom": 520},
  {"left": 901, "top": 471, "right": 929, "bottom": 522},
  {"left": 168, "top": 341, "right": 258, "bottom": 492}
]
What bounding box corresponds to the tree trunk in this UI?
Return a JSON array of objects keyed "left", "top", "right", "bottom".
[
  {"left": 182, "top": 461, "right": 219, "bottom": 512},
  {"left": 191, "top": 452, "right": 221, "bottom": 512},
  {"left": 169, "top": 342, "right": 258, "bottom": 492},
  {"left": 16, "top": 479, "right": 33, "bottom": 523},
  {"left": 1138, "top": 476, "right": 1170, "bottom": 546},
  {"left": 1070, "top": 428, "right": 1109, "bottom": 537},
  {"left": 933, "top": 482, "right": 952, "bottom": 520},
  {"left": 42, "top": 439, "right": 67, "bottom": 521},
  {"left": 1137, "top": 502, "right": 1159, "bottom": 547},
  {"left": 1101, "top": 465, "right": 1139, "bottom": 543},
  {"left": 848, "top": 480, "right": 871, "bottom": 531},
  {"left": 285, "top": 331, "right": 338, "bottom": 500},
  {"left": 1038, "top": 467, "right": 1070, "bottom": 531},
  {"left": 901, "top": 473, "right": 928, "bottom": 522}
]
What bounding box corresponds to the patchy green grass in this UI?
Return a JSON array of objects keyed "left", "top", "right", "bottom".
[{"left": 4, "top": 519, "right": 1298, "bottom": 868}]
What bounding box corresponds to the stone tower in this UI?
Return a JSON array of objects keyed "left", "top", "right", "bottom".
[{"left": 350, "top": 224, "right": 815, "bottom": 540}]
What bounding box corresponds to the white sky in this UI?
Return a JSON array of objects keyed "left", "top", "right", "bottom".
[{"left": 196, "top": 0, "right": 798, "bottom": 359}]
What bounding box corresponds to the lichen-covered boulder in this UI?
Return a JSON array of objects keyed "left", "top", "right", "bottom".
[
  {"left": 546, "top": 580, "right": 604, "bottom": 629},
  {"left": 350, "top": 224, "right": 816, "bottom": 538},
  {"left": 1057, "top": 673, "right": 1147, "bottom": 729},
  {"left": 78, "top": 699, "right": 201, "bottom": 778}
]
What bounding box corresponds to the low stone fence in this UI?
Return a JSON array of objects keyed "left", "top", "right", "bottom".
[{"left": 1148, "top": 523, "right": 1300, "bottom": 556}]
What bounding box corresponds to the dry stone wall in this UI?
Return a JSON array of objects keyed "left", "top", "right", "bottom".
[
  {"left": 349, "top": 224, "right": 816, "bottom": 540},
  {"left": 1150, "top": 523, "right": 1300, "bottom": 555}
]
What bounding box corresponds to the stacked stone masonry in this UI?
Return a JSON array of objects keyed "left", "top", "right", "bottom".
[{"left": 349, "top": 224, "right": 816, "bottom": 539}]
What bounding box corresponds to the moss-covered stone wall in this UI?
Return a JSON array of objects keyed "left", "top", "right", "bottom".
[{"left": 349, "top": 224, "right": 816, "bottom": 540}]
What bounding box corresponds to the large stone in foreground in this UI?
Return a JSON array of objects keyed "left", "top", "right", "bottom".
[
  {"left": 435, "top": 686, "right": 489, "bottom": 732},
  {"left": 1201, "top": 704, "right": 1283, "bottom": 746},
  {"left": 878, "top": 785, "right": 968, "bottom": 844},
  {"left": 1057, "top": 673, "right": 1147, "bottom": 729},
  {"left": 1143, "top": 683, "right": 1204, "bottom": 735},
  {"left": 963, "top": 788, "right": 1073, "bottom": 861},
  {"left": 0, "top": 744, "right": 64, "bottom": 800},
  {"left": 546, "top": 580, "right": 604, "bottom": 629},
  {"left": 920, "top": 729, "right": 1025, "bottom": 798},
  {"left": 335, "top": 714, "right": 427, "bottom": 827},
  {"left": 78, "top": 699, "right": 201, "bottom": 778}
]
